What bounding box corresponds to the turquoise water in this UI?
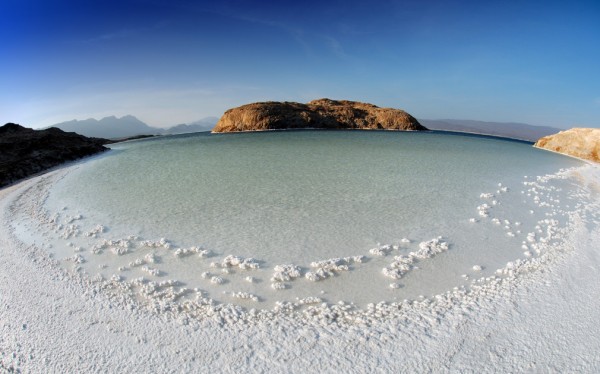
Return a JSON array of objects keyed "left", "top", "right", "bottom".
[{"left": 41, "top": 130, "right": 583, "bottom": 307}]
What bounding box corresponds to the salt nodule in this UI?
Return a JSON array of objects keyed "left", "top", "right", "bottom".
[
  {"left": 381, "top": 237, "right": 450, "bottom": 280},
  {"left": 84, "top": 224, "right": 104, "bottom": 237},
  {"left": 227, "top": 291, "right": 259, "bottom": 302},
  {"left": 271, "top": 282, "right": 287, "bottom": 290},
  {"left": 174, "top": 246, "right": 205, "bottom": 257},
  {"left": 304, "top": 257, "right": 360, "bottom": 282},
  {"left": 369, "top": 244, "right": 393, "bottom": 256},
  {"left": 141, "top": 266, "right": 161, "bottom": 276},
  {"left": 271, "top": 264, "right": 302, "bottom": 282}
]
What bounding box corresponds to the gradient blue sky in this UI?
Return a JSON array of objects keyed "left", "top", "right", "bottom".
[{"left": 1, "top": 0, "right": 599, "bottom": 128}]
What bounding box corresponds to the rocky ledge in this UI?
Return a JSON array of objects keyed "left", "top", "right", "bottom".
[
  {"left": 534, "top": 127, "right": 600, "bottom": 163},
  {"left": 0, "top": 123, "right": 110, "bottom": 188},
  {"left": 212, "top": 98, "right": 427, "bottom": 133}
]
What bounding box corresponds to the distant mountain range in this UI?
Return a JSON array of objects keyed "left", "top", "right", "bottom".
[
  {"left": 419, "top": 119, "right": 561, "bottom": 142},
  {"left": 48, "top": 115, "right": 561, "bottom": 142},
  {"left": 50, "top": 115, "right": 218, "bottom": 139}
]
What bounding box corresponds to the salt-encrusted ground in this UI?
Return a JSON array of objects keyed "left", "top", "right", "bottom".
[{"left": 1, "top": 165, "right": 600, "bottom": 372}]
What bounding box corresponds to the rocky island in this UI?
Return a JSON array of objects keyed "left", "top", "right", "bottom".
[
  {"left": 0, "top": 123, "right": 110, "bottom": 188},
  {"left": 534, "top": 128, "right": 600, "bottom": 163},
  {"left": 212, "top": 98, "right": 427, "bottom": 133}
]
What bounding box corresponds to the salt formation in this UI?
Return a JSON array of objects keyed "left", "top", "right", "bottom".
[
  {"left": 271, "top": 264, "right": 302, "bottom": 282},
  {"left": 270, "top": 282, "right": 287, "bottom": 290},
  {"left": 110, "top": 246, "right": 129, "bottom": 256},
  {"left": 173, "top": 246, "right": 206, "bottom": 257},
  {"left": 68, "top": 254, "right": 85, "bottom": 264},
  {"left": 227, "top": 291, "right": 259, "bottom": 302},
  {"left": 369, "top": 244, "right": 394, "bottom": 256},
  {"left": 141, "top": 266, "right": 161, "bottom": 276},
  {"left": 84, "top": 224, "right": 104, "bottom": 237},
  {"left": 144, "top": 253, "right": 157, "bottom": 263},
  {"left": 381, "top": 237, "right": 449, "bottom": 280},
  {"left": 297, "top": 296, "right": 323, "bottom": 305},
  {"left": 128, "top": 257, "right": 145, "bottom": 268},
  {"left": 477, "top": 203, "right": 491, "bottom": 217},
  {"left": 60, "top": 224, "right": 80, "bottom": 239},
  {"left": 92, "top": 237, "right": 136, "bottom": 255},
  {"left": 140, "top": 237, "right": 171, "bottom": 249},
  {"left": 305, "top": 257, "right": 362, "bottom": 282},
  {"left": 8, "top": 149, "right": 596, "bottom": 334},
  {"left": 221, "top": 255, "right": 260, "bottom": 270}
]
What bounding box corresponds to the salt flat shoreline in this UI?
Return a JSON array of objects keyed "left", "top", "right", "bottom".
[{"left": 2, "top": 164, "right": 600, "bottom": 372}]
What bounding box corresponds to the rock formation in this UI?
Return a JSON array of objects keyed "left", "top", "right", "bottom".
[
  {"left": 0, "top": 123, "right": 110, "bottom": 188},
  {"left": 534, "top": 128, "right": 600, "bottom": 163},
  {"left": 212, "top": 99, "right": 427, "bottom": 133}
]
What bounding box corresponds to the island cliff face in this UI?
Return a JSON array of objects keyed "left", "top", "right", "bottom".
[
  {"left": 212, "top": 99, "right": 427, "bottom": 133},
  {"left": 534, "top": 128, "right": 600, "bottom": 163}
]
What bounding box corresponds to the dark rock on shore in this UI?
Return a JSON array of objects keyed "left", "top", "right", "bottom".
[
  {"left": 0, "top": 123, "right": 110, "bottom": 188},
  {"left": 212, "top": 98, "right": 427, "bottom": 133}
]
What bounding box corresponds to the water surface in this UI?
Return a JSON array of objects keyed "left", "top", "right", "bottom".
[{"left": 38, "top": 130, "right": 583, "bottom": 307}]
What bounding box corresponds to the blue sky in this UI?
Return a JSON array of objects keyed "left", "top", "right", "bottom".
[{"left": 1, "top": 0, "right": 599, "bottom": 128}]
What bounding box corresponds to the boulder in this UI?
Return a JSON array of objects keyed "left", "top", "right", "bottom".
[{"left": 534, "top": 128, "right": 600, "bottom": 163}]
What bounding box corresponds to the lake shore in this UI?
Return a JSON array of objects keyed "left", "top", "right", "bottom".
[{"left": 2, "top": 163, "right": 600, "bottom": 372}]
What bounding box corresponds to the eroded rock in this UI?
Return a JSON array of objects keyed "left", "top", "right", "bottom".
[{"left": 212, "top": 98, "right": 427, "bottom": 133}]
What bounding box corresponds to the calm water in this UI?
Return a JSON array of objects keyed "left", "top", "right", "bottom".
[{"left": 41, "top": 130, "right": 583, "bottom": 307}]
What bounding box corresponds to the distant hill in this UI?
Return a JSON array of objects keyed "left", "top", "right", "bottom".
[
  {"left": 163, "top": 117, "right": 219, "bottom": 135},
  {"left": 49, "top": 114, "right": 560, "bottom": 142},
  {"left": 419, "top": 119, "right": 561, "bottom": 142},
  {"left": 53, "top": 115, "right": 159, "bottom": 139},
  {"left": 50, "top": 115, "right": 217, "bottom": 139}
]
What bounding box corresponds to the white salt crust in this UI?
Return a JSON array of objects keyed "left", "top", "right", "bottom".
[
  {"left": 2, "top": 163, "right": 600, "bottom": 372},
  {"left": 9, "top": 165, "right": 595, "bottom": 319}
]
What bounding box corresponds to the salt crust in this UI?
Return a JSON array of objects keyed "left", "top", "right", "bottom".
[
  {"left": 4, "top": 164, "right": 597, "bottom": 330},
  {"left": 3, "top": 163, "right": 600, "bottom": 372}
]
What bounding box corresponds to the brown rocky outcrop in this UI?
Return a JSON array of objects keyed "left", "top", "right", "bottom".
[
  {"left": 0, "top": 123, "right": 110, "bottom": 188},
  {"left": 534, "top": 128, "right": 600, "bottom": 163},
  {"left": 212, "top": 99, "right": 427, "bottom": 133}
]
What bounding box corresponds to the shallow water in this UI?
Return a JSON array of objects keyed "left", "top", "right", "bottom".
[{"left": 22, "top": 130, "right": 584, "bottom": 309}]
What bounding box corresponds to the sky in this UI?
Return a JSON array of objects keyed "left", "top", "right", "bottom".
[{"left": 1, "top": 0, "right": 599, "bottom": 129}]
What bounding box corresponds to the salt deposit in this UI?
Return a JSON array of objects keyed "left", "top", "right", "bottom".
[
  {"left": 2, "top": 131, "right": 600, "bottom": 372},
  {"left": 11, "top": 154, "right": 591, "bottom": 314},
  {"left": 5, "top": 133, "right": 592, "bottom": 311}
]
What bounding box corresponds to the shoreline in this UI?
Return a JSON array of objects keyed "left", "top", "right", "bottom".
[
  {"left": 1, "top": 129, "right": 579, "bottom": 193},
  {"left": 533, "top": 143, "right": 598, "bottom": 165},
  {"left": 2, "top": 161, "right": 600, "bottom": 371},
  {"left": 210, "top": 127, "right": 538, "bottom": 143}
]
